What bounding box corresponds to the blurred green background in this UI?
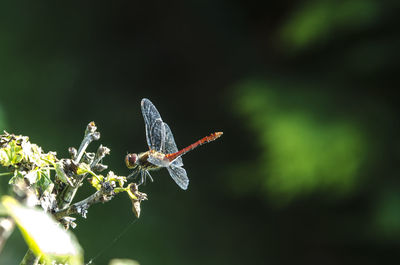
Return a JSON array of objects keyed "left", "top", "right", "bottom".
[{"left": 1, "top": 0, "right": 400, "bottom": 264}]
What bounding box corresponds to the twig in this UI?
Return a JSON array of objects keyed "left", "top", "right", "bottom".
[
  {"left": 58, "top": 122, "right": 100, "bottom": 210},
  {"left": 55, "top": 186, "right": 113, "bottom": 220},
  {"left": 74, "top": 122, "right": 100, "bottom": 164},
  {"left": 90, "top": 144, "right": 110, "bottom": 169}
]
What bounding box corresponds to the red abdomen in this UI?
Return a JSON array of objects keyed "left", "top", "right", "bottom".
[{"left": 166, "top": 132, "right": 223, "bottom": 161}]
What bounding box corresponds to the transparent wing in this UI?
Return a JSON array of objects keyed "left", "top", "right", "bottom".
[
  {"left": 149, "top": 119, "right": 166, "bottom": 152},
  {"left": 167, "top": 166, "right": 189, "bottom": 190},
  {"left": 163, "top": 123, "right": 183, "bottom": 166},
  {"left": 141, "top": 98, "right": 165, "bottom": 151}
]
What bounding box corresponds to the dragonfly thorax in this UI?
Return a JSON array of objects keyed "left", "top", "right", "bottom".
[{"left": 148, "top": 150, "right": 167, "bottom": 161}]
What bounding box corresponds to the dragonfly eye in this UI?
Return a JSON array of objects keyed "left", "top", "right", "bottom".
[{"left": 125, "top": 153, "right": 138, "bottom": 169}]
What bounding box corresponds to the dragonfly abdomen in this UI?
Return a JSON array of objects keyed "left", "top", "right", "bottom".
[{"left": 166, "top": 132, "right": 223, "bottom": 162}]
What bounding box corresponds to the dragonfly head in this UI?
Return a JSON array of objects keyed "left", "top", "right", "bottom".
[{"left": 125, "top": 153, "right": 138, "bottom": 169}]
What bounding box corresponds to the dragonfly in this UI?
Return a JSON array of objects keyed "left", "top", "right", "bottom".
[{"left": 125, "top": 98, "right": 223, "bottom": 190}]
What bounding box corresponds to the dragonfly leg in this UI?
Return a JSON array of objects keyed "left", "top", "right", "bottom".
[
  {"left": 127, "top": 172, "right": 135, "bottom": 179},
  {"left": 137, "top": 170, "right": 145, "bottom": 186},
  {"left": 136, "top": 170, "right": 153, "bottom": 186},
  {"left": 145, "top": 171, "right": 154, "bottom": 182},
  {"left": 127, "top": 170, "right": 139, "bottom": 180}
]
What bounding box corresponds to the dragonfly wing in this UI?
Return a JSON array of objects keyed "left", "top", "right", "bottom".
[
  {"left": 149, "top": 119, "right": 166, "bottom": 152},
  {"left": 141, "top": 98, "right": 165, "bottom": 151},
  {"left": 167, "top": 165, "right": 189, "bottom": 190},
  {"left": 163, "top": 123, "right": 183, "bottom": 166}
]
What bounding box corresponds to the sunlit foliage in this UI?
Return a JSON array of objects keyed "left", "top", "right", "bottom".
[
  {"left": 234, "top": 81, "right": 367, "bottom": 204},
  {"left": 280, "top": 0, "right": 381, "bottom": 50}
]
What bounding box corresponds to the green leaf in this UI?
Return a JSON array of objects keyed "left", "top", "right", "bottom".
[
  {"left": 2, "top": 196, "right": 83, "bottom": 264},
  {"left": 8, "top": 170, "right": 23, "bottom": 184},
  {"left": 76, "top": 163, "right": 91, "bottom": 175},
  {"left": 35, "top": 170, "right": 53, "bottom": 193},
  {"left": 78, "top": 163, "right": 102, "bottom": 189},
  {"left": 55, "top": 161, "right": 72, "bottom": 185},
  {"left": 0, "top": 140, "right": 23, "bottom": 167}
]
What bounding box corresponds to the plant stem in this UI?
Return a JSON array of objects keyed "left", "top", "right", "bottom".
[
  {"left": 58, "top": 184, "right": 80, "bottom": 210},
  {"left": 58, "top": 122, "right": 100, "bottom": 210},
  {"left": 55, "top": 186, "right": 114, "bottom": 220},
  {"left": 55, "top": 190, "right": 99, "bottom": 219},
  {"left": 74, "top": 123, "right": 100, "bottom": 164}
]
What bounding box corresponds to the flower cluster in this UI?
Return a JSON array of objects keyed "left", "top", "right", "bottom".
[{"left": 0, "top": 122, "right": 147, "bottom": 223}]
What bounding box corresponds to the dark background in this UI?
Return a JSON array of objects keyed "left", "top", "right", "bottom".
[{"left": 1, "top": 1, "right": 400, "bottom": 264}]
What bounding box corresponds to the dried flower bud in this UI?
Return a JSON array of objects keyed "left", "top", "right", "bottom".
[
  {"left": 63, "top": 159, "right": 78, "bottom": 175},
  {"left": 60, "top": 216, "right": 77, "bottom": 229},
  {"left": 102, "top": 181, "right": 114, "bottom": 194},
  {"left": 92, "top": 163, "right": 108, "bottom": 172},
  {"left": 86, "top": 121, "right": 97, "bottom": 134},
  {"left": 131, "top": 200, "right": 141, "bottom": 218},
  {"left": 97, "top": 144, "right": 110, "bottom": 157},
  {"left": 68, "top": 147, "right": 77, "bottom": 159},
  {"left": 128, "top": 183, "right": 147, "bottom": 218},
  {"left": 92, "top": 132, "right": 101, "bottom": 141},
  {"left": 82, "top": 152, "right": 95, "bottom": 164}
]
